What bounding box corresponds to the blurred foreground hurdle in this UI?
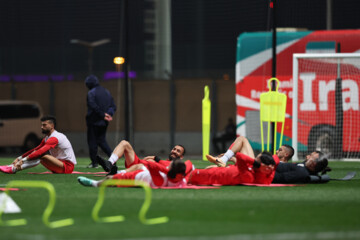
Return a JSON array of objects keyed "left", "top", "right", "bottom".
[
  {"left": 92, "top": 179, "right": 169, "bottom": 225},
  {"left": 0, "top": 180, "right": 74, "bottom": 228}
]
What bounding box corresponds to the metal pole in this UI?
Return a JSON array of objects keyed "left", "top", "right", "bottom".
[
  {"left": 326, "top": 0, "right": 332, "bottom": 30},
  {"left": 211, "top": 79, "right": 217, "bottom": 154},
  {"left": 169, "top": 72, "right": 175, "bottom": 150},
  {"left": 49, "top": 80, "right": 55, "bottom": 116},
  {"left": 335, "top": 43, "right": 343, "bottom": 158},
  {"left": 270, "top": 0, "right": 277, "bottom": 153},
  {"left": 123, "top": 0, "right": 130, "bottom": 142},
  {"left": 115, "top": 64, "right": 122, "bottom": 144},
  {"left": 89, "top": 47, "right": 93, "bottom": 74}
]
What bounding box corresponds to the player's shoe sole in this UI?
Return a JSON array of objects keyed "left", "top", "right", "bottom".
[
  {"left": 206, "top": 155, "right": 226, "bottom": 167},
  {"left": 77, "top": 176, "right": 94, "bottom": 187}
]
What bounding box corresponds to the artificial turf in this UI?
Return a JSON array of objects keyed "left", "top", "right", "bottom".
[{"left": 0, "top": 157, "right": 360, "bottom": 240}]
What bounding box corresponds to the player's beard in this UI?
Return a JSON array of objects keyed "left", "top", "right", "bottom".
[
  {"left": 169, "top": 155, "right": 181, "bottom": 161},
  {"left": 42, "top": 129, "right": 50, "bottom": 134},
  {"left": 169, "top": 153, "right": 179, "bottom": 161}
]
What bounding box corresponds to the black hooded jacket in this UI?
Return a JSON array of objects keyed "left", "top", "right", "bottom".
[
  {"left": 272, "top": 162, "right": 311, "bottom": 183},
  {"left": 85, "top": 75, "right": 116, "bottom": 126}
]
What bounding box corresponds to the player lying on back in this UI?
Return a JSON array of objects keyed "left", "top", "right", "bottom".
[
  {"left": 96, "top": 140, "right": 186, "bottom": 174},
  {"left": 207, "top": 136, "right": 329, "bottom": 184},
  {"left": 272, "top": 151, "right": 329, "bottom": 183},
  {"left": 78, "top": 158, "right": 193, "bottom": 188},
  {"left": 0, "top": 115, "right": 77, "bottom": 174},
  {"left": 207, "top": 136, "right": 292, "bottom": 168},
  {"left": 188, "top": 151, "right": 276, "bottom": 186}
]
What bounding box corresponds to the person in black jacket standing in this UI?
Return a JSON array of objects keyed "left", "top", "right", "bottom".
[
  {"left": 85, "top": 75, "right": 116, "bottom": 168},
  {"left": 272, "top": 151, "right": 328, "bottom": 183}
]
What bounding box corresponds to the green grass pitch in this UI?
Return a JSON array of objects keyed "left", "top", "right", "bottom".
[{"left": 0, "top": 157, "right": 360, "bottom": 240}]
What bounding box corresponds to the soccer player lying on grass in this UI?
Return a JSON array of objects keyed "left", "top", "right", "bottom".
[
  {"left": 188, "top": 151, "right": 276, "bottom": 186},
  {"left": 272, "top": 151, "right": 329, "bottom": 183},
  {"left": 0, "top": 116, "right": 77, "bottom": 174},
  {"left": 96, "top": 140, "right": 186, "bottom": 175},
  {"left": 206, "top": 136, "right": 330, "bottom": 184},
  {"left": 78, "top": 158, "right": 190, "bottom": 188},
  {"left": 207, "top": 136, "right": 293, "bottom": 168}
]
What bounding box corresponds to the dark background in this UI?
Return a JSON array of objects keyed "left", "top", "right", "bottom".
[{"left": 1, "top": 0, "right": 359, "bottom": 78}]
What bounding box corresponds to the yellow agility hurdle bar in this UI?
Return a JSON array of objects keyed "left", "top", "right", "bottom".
[
  {"left": 202, "top": 85, "right": 211, "bottom": 161},
  {"left": 92, "top": 179, "right": 169, "bottom": 225},
  {"left": 0, "top": 180, "right": 74, "bottom": 228},
  {"left": 260, "top": 78, "right": 287, "bottom": 154}
]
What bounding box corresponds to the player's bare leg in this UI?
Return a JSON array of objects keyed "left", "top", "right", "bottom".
[
  {"left": 229, "top": 136, "right": 255, "bottom": 158},
  {"left": 78, "top": 163, "right": 145, "bottom": 187},
  {"left": 98, "top": 140, "right": 136, "bottom": 173},
  {"left": 207, "top": 136, "right": 255, "bottom": 167}
]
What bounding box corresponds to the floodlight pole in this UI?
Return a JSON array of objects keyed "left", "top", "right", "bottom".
[
  {"left": 70, "top": 38, "right": 111, "bottom": 74},
  {"left": 123, "top": 0, "right": 130, "bottom": 142}
]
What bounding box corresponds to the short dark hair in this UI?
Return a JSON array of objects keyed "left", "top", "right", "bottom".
[
  {"left": 41, "top": 115, "right": 56, "bottom": 128},
  {"left": 313, "top": 151, "right": 328, "bottom": 174},
  {"left": 259, "top": 151, "right": 275, "bottom": 165},
  {"left": 176, "top": 144, "right": 186, "bottom": 156},
  {"left": 282, "top": 144, "right": 295, "bottom": 161},
  {"left": 167, "top": 159, "right": 186, "bottom": 179}
]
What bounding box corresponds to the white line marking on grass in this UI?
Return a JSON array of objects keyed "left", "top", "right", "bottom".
[
  {"left": 11, "top": 231, "right": 360, "bottom": 240},
  {"left": 13, "top": 234, "right": 46, "bottom": 240},
  {"left": 120, "top": 231, "right": 360, "bottom": 240}
]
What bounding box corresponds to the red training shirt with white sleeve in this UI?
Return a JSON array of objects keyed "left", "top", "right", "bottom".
[{"left": 21, "top": 130, "right": 77, "bottom": 165}]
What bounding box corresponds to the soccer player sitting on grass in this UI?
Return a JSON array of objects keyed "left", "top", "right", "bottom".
[
  {"left": 188, "top": 151, "right": 276, "bottom": 186},
  {"left": 0, "top": 116, "right": 77, "bottom": 174},
  {"left": 96, "top": 140, "right": 186, "bottom": 175},
  {"left": 78, "top": 158, "right": 190, "bottom": 188}
]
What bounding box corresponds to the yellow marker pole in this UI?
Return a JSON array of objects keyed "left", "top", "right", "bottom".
[
  {"left": 260, "top": 78, "right": 287, "bottom": 154},
  {"left": 92, "top": 179, "right": 169, "bottom": 225},
  {"left": 202, "top": 85, "right": 211, "bottom": 160},
  {"left": 0, "top": 180, "right": 74, "bottom": 228}
]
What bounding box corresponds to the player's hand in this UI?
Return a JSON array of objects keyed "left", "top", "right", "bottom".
[
  {"left": 104, "top": 113, "right": 113, "bottom": 121},
  {"left": 14, "top": 159, "right": 23, "bottom": 170},
  {"left": 12, "top": 158, "right": 18, "bottom": 165},
  {"left": 258, "top": 163, "right": 274, "bottom": 174},
  {"left": 12, "top": 156, "right": 22, "bottom": 165},
  {"left": 143, "top": 156, "right": 155, "bottom": 161}
]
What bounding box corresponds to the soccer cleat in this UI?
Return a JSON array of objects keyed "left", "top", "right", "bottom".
[
  {"left": 206, "top": 154, "right": 226, "bottom": 167},
  {"left": 77, "top": 176, "right": 94, "bottom": 187},
  {"left": 106, "top": 165, "right": 119, "bottom": 176},
  {"left": 97, "top": 155, "right": 113, "bottom": 172},
  {"left": 0, "top": 165, "right": 15, "bottom": 174},
  {"left": 86, "top": 163, "right": 99, "bottom": 168}
]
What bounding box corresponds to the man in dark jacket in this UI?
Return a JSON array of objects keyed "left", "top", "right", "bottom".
[
  {"left": 85, "top": 75, "right": 116, "bottom": 168},
  {"left": 272, "top": 151, "right": 328, "bottom": 183}
]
